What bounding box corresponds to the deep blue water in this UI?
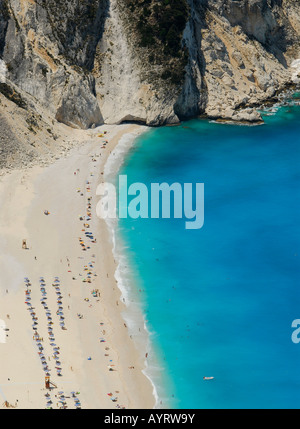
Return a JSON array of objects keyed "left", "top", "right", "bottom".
[{"left": 117, "top": 98, "right": 300, "bottom": 409}]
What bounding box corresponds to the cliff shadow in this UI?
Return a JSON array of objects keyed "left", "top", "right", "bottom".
[
  {"left": 40, "top": 0, "right": 110, "bottom": 72},
  {"left": 0, "top": 1, "right": 9, "bottom": 58},
  {"left": 174, "top": 0, "right": 209, "bottom": 120}
]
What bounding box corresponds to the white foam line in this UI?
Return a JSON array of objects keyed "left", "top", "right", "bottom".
[
  {"left": 104, "top": 127, "right": 148, "bottom": 183},
  {"left": 98, "top": 127, "right": 163, "bottom": 408}
]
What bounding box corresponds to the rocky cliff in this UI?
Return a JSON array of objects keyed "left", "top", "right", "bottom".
[{"left": 0, "top": 0, "right": 299, "bottom": 129}]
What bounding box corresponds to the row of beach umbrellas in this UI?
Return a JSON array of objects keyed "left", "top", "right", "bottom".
[{"left": 24, "top": 277, "right": 81, "bottom": 408}]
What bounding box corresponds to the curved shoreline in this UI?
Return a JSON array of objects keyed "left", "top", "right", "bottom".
[{"left": 101, "top": 126, "right": 164, "bottom": 408}]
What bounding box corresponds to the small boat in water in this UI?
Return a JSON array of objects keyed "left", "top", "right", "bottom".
[{"left": 203, "top": 377, "right": 214, "bottom": 380}]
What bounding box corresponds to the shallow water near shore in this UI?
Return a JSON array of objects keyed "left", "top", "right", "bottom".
[{"left": 115, "top": 98, "right": 300, "bottom": 409}]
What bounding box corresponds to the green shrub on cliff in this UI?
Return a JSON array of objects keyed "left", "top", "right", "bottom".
[{"left": 122, "top": 0, "right": 190, "bottom": 86}]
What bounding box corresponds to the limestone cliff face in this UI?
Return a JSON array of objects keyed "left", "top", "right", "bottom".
[
  {"left": 184, "top": 0, "right": 300, "bottom": 122},
  {"left": 0, "top": 0, "right": 299, "bottom": 129},
  {"left": 0, "top": 0, "right": 107, "bottom": 129}
]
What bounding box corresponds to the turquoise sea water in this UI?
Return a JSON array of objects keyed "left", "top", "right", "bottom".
[{"left": 117, "top": 96, "right": 300, "bottom": 409}]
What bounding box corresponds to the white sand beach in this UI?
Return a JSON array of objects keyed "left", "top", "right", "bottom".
[
  {"left": 0, "top": 319, "right": 6, "bottom": 344},
  {"left": 0, "top": 123, "right": 155, "bottom": 409}
]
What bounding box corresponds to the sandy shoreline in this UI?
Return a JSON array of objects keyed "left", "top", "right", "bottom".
[{"left": 0, "top": 123, "right": 155, "bottom": 409}]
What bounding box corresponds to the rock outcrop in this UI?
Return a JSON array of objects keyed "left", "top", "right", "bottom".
[
  {"left": 0, "top": 0, "right": 106, "bottom": 129},
  {"left": 0, "top": 0, "right": 299, "bottom": 128}
]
